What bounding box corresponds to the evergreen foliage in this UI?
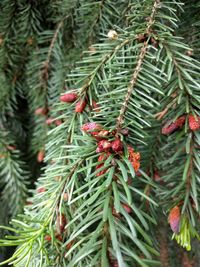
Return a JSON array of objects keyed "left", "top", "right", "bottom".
[{"left": 0, "top": 0, "right": 200, "bottom": 266}]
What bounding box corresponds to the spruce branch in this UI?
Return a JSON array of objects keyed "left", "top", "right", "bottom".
[
  {"left": 0, "top": 136, "right": 29, "bottom": 218},
  {"left": 42, "top": 17, "right": 67, "bottom": 85},
  {"left": 155, "top": 33, "right": 200, "bottom": 250},
  {"left": 115, "top": 44, "right": 148, "bottom": 133},
  {"left": 1, "top": 0, "right": 200, "bottom": 266},
  {"left": 116, "top": 0, "right": 160, "bottom": 133}
]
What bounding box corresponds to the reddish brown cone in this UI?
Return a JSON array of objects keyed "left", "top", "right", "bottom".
[
  {"left": 75, "top": 99, "right": 86, "bottom": 113},
  {"left": 168, "top": 206, "right": 181, "bottom": 233},
  {"left": 175, "top": 115, "right": 186, "bottom": 127},
  {"left": 96, "top": 140, "right": 112, "bottom": 153},
  {"left": 111, "top": 138, "right": 123, "bottom": 152},
  {"left": 162, "top": 116, "right": 186, "bottom": 135},
  {"left": 122, "top": 203, "right": 132, "bottom": 214},
  {"left": 37, "top": 150, "right": 45, "bottom": 162},
  {"left": 188, "top": 115, "right": 200, "bottom": 131},
  {"left": 91, "top": 130, "right": 110, "bottom": 141},
  {"left": 60, "top": 93, "right": 77, "bottom": 103},
  {"left": 81, "top": 122, "right": 101, "bottom": 132},
  {"left": 35, "top": 107, "right": 47, "bottom": 115}
]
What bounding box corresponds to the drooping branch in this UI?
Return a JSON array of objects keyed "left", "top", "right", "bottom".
[{"left": 41, "top": 19, "right": 65, "bottom": 87}]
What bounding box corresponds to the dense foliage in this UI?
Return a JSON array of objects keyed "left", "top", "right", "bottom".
[{"left": 0, "top": 0, "right": 200, "bottom": 266}]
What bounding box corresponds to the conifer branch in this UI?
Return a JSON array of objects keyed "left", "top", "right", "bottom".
[
  {"left": 87, "top": 0, "right": 105, "bottom": 44},
  {"left": 1, "top": 0, "right": 200, "bottom": 265},
  {"left": 43, "top": 19, "right": 65, "bottom": 80},
  {"left": 80, "top": 39, "right": 130, "bottom": 92},
  {"left": 116, "top": 0, "right": 160, "bottom": 133}
]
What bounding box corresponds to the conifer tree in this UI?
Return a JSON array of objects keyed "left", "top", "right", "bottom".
[{"left": 0, "top": 0, "right": 200, "bottom": 266}]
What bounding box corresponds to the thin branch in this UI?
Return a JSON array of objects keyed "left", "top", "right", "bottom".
[
  {"left": 42, "top": 19, "right": 64, "bottom": 82},
  {"left": 115, "top": 0, "right": 161, "bottom": 133},
  {"left": 80, "top": 38, "right": 131, "bottom": 93}
]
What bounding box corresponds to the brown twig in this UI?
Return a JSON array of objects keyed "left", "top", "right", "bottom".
[
  {"left": 42, "top": 19, "right": 64, "bottom": 82},
  {"left": 154, "top": 98, "right": 177, "bottom": 120},
  {"left": 115, "top": 0, "right": 161, "bottom": 133}
]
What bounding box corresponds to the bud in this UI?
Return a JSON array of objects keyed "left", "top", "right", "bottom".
[
  {"left": 44, "top": 235, "right": 52, "bottom": 242},
  {"left": 55, "top": 119, "right": 62, "bottom": 126},
  {"left": 35, "top": 107, "right": 47, "bottom": 115},
  {"left": 162, "top": 116, "right": 186, "bottom": 135},
  {"left": 111, "top": 138, "right": 123, "bottom": 152},
  {"left": 122, "top": 203, "right": 132, "bottom": 214},
  {"left": 174, "top": 115, "right": 186, "bottom": 127},
  {"left": 128, "top": 146, "right": 141, "bottom": 172},
  {"left": 134, "top": 152, "right": 141, "bottom": 161},
  {"left": 60, "top": 92, "right": 77, "bottom": 103},
  {"left": 81, "top": 122, "right": 101, "bottom": 132},
  {"left": 46, "top": 118, "right": 54, "bottom": 125},
  {"left": 188, "top": 115, "right": 200, "bottom": 131},
  {"left": 96, "top": 140, "right": 112, "bottom": 153},
  {"left": 56, "top": 213, "right": 67, "bottom": 234},
  {"left": 132, "top": 161, "right": 140, "bottom": 172},
  {"left": 168, "top": 206, "right": 181, "bottom": 233},
  {"left": 97, "top": 130, "right": 109, "bottom": 137},
  {"left": 37, "top": 150, "right": 45, "bottom": 162},
  {"left": 37, "top": 187, "right": 46, "bottom": 193},
  {"left": 75, "top": 99, "right": 86, "bottom": 113},
  {"left": 162, "top": 122, "right": 178, "bottom": 135},
  {"left": 92, "top": 130, "right": 110, "bottom": 141},
  {"left": 107, "top": 30, "right": 118, "bottom": 40}
]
